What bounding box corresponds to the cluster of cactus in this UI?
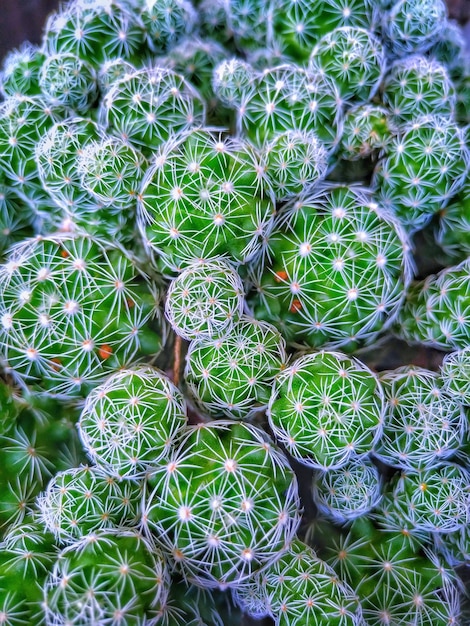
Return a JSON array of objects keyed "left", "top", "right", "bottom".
[{"left": 0, "top": 0, "right": 469, "bottom": 624}]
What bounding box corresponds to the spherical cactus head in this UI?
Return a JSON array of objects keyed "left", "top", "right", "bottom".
[
  {"left": 308, "top": 26, "right": 385, "bottom": 103},
  {"left": 0, "top": 233, "right": 166, "bottom": 399},
  {"left": 338, "top": 104, "right": 396, "bottom": 160},
  {"left": 138, "top": 127, "right": 275, "bottom": 274},
  {"left": 78, "top": 366, "right": 188, "bottom": 476},
  {"left": 141, "top": 0, "right": 197, "bottom": 54},
  {"left": 0, "top": 42, "right": 46, "bottom": 98},
  {"left": 165, "top": 257, "right": 245, "bottom": 341},
  {"left": 268, "top": 350, "right": 386, "bottom": 470},
  {"left": 185, "top": 315, "right": 287, "bottom": 420},
  {"left": 439, "top": 348, "right": 470, "bottom": 405},
  {"left": 37, "top": 465, "right": 143, "bottom": 542},
  {"left": 44, "top": 530, "right": 169, "bottom": 626},
  {"left": 144, "top": 420, "right": 301, "bottom": 587},
  {"left": 212, "top": 58, "right": 255, "bottom": 108},
  {"left": 39, "top": 52, "right": 98, "bottom": 114},
  {"left": 262, "top": 129, "right": 329, "bottom": 201},
  {"left": 247, "top": 184, "right": 413, "bottom": 349},
  {"left": 374, "top": 366, "right": 468, "bottom": 470}
]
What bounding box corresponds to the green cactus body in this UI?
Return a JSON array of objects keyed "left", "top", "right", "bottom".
[
  {"left": 383, "top": 463, "right": 470, "bottom": 534},
  {"left": 0, "top": 234, "right": 165, "bottom": 399},
  {"left": 225, "top": 0, "right": 276, "bottom": 53},
  {"left": 436, "top": 178, "right": 470, "bottom": 263},
  {"left": 0, "top": 378, "right": 18, "bottom": 436},
  {"left": 308, "top": 27, "right": 385, "bottom": 104},
  {"left": 39, "top": 52, "right": 98, "bottom": 115},
  {"left": 0, "top": 43, "right": 46, "bottom": 99},
  {"left": 44, "top": 530, "right": 169, "bottom": 626},
  {"left": 37, "top": 465, "right": 142, "bottom": 542},
  {"left": 235, "top": 64, "right": 343, "bottom": 151},
  {"left": 372, "top": 115, "right": 469, "bottom": 232},
  {"left": 382, "top": 0, "right": 448, "bottom": 58},
  {"left": 440, "top": 348, "right": 470, "bottom": 405},
  {"left": 43, "top": 0, "right": 147, "bottom": 67},
  {"left": 381, "top": 55, "right": 456, "bottom": 127},
  {"left": 213, "top": 58, "right": 256, "bottom": 109},
  {"left": 271, "top": 0, "right": 378, "bottom": 62},
  {"left": 374, "top": 366, "right": 468, "bottom": 470},
  {"left": 262, "top": 538, "right": 363, "bottom": 625},
  {"left": 100, "top": 67, "right": 206, "bottom": 157},
  {"left": 140, "top": 0, "right": 197, "bottom": 54},
  {"left": 97, "top": 57, "right": 137, "bottom": 92},
  {"left": 138, "top": 128, "right": 275, "bottom": 274},
  {"left": 323, "top": 517, "right": 462, "bottom": 626},
  {"left": 0, "top": 521, "right": 57, "bottom": 626},
  {"left": 144, "top": 420, "right": 301, "bottom": 587},
  {"left": 395, "top": 258, "right": 470, "bottom": 350},
  {"left": 262, "top": 130, "right": 329, "bottom": 201},
  {"left": 0, "top": 185, "right": 36, "bottom": 262},
  {"left": 268, "top": 351, "right": 385, "bottom": 469},
  {"left": 165, "top": 258, "right": 245, "bottom": 340},
  {"left": 0, "top": 96, "right": 67, "bottom": 212},
  {"left": 78, "top": 366, "right": 188, "bottom": 476},
  {"left": 312, "top": 456, "right": 382, "bottom": 523},
  {"left": 185, "top": 315, "right": 287, "bottom": 420},
  {"left": 247, "top": 184, "right": 412, "bottom": 349},
  {"left": 338, "top": 104, "right": 396, "bottom": 161}
]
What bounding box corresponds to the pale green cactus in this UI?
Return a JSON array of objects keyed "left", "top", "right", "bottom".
[
  {"left": 165, "top": 258, "right": 245, "bottom": 340},
  {"left": 37, "top": 465, "right": 142, "bottom": 542},
  {"left": 439, "top": 347, "right": 470, "bottom": 406},
  {"left": 0, "top": 234, "right": 165, "bottom": 399},
  {"left": 138, "top": 127, "right": 275, "bottom": 274},
  {"left": 185, "top": 315, "right": 287, "bottom": 420},
  {"left": 144, "top": 420, "right": 301, "bottom": 587},
  {"left": 268, "top": 350, "right": 385, "bottom": 470},
  {"left": 78, "top": 366, "right": 188, "bottom": 476},
  {"left": 338, "top": 104, "right": 396, "bottom": 161},
  {"left": 0, "top": 42, "right": 46, "bottom": 98}
]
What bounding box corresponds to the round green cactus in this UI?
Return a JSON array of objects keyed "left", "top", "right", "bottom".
[
  {"left": 382, "top": 0, "right": 448, "bottom": 58},
  {"left": 37, "top": 465, "right": 142, "bottom": 542},
  {"left": 383, "top": 463, "right": 470, "bottom": 534},
  {"left": 140, "top": 0, "right": 197, "bottom": 54},
  {"left": 380, "top": 55, "right": 456, "bottom": 126},
  {"left": 44, "top": 530, "right": 169, "bottom": 626},
  {"left": 185, "top": 315, "right": 287, "bottom": 420},
  {"left": 268, "top": 350, "right": 385, "bottom": 470},
  {"left": 308, "top": 26, "right": 385, "bottom": 104},
  {"left": 394, "top": 257, "right": 470, "bottom": 350},
  {"left": 262, "top": 130, "right": 329, "bottom": 201},
  {"left": 99, "top": 67, "right": 206, "bottom": 157},
  {"left": 0, "top": 233, "right": 165, "bottom": 399},
  {"left": 78, "top": 366, "right": 187, "bottom": 476},
  {"left": 96, "top": 56, "right": 137, "bottom": 92},
  {"left": 338, "top": 104, "right": 396, "bottom": 161},
  {"left": 39, "top": 52, "right": 98, "bottom": 114},
  {"left": 262, "top": 538, "right": 363, "bottom": 625},
  {"left": 435, "top": 177, "right": 470, "bottom": 263},
  {"left": 138, "top": 128, "right": 275, "bottom": 273},
  {"left": 439, "top": 348, "right": 470, "bottom": 406},
  {"left": 0, "top": 42, "right": 46, "bottom": 98},
  {"left": 247, "top": 184, "right": 413, "bottom": 349},
  {"left": 43, "top": 0, "right": 147, "bottom": 67},
  {"left": 374, "top": 366, "right": 468, "bottom": 470},
  {"left": 0, "top": 185, "right": 36, "bottom": 262},
  {"left": 212, "top": 58, "right": 256, "bottom": 108},
  {"left": 312, "top": 456, "right": 382, "bottom": 523},
  {"left": 234, "top": 64, "right": 343, "bottom": 151},
  {"left": 144, "top": 420, "right": 301, "bottom": 587},
  {"left": 373, "top": 115, "right": 469, "bottom": 232},
  {"left": 165, "top": 258, "right": 245, "bottom": 341}
]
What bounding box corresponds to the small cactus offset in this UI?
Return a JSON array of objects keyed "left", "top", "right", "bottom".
[{"left": 0, "top": 0, "right": 469, "bottom": 623}]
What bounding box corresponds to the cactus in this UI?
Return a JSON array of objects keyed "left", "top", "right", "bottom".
[
  {"left": 268, "top": 351, "right": 385, "bottom": 470},
  {"left": 380, "top": 55, "right": 456, "bottom": 126},
  {"left": 338, "top": 104, "right": 396, "bottom": 161},
  {"left": 138, "top": 128, "right": 275, "bottom": 273},
  {"left": 372, "top": 115, "right": 469, "bottom": 232},
  {"left": 0, "top": 42, "right": 46, "bottom": 98},
  {"left": 395, "top": 257, "right": 470, "bottom": 350},
  {"left": 0, "top": 234, "right": 165, "bottom": 399},
  {"left": 44, "top": 530, "right": 169, "bottom": 626},
  {"left": 185, "top": 315, "right": 287, "bottom": 420},
  {"left": 144, "top": 420, "right": 301, "bottom": 587},
  {"left": 435, "top": 177, "right": 470, "bottom": 263},
  {"left": 247, "top": 184, "right": 413, "bottom": 349},
  {"left": 140, "top": 0, "right": 197, "bottom": 54},
  {"left": 308, "top": 26, "right": 385, "bottom": 104},
  {"left": 78, "top": 366, "right": 188, "bottom": 476},
  {"left": 37, "top": 465, "right": 142, "bottom": 542},
  {"left": 439, "top": 347, "right": 470, "bottom": 405},
  {"left": 374, "top": 365, "right": 468, "bottom": 470}
]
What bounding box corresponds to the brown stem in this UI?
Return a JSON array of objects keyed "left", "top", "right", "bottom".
[{"left": 173, "top": 334, "right": 182, "bottom": 387}]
